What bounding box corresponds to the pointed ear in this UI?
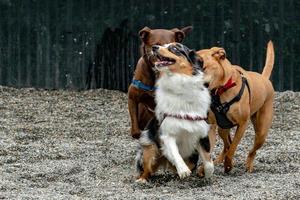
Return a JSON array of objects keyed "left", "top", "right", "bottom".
[
  {"left": 139, "top": 26, "right": 151, "bottom": 43},
  {"left": 171, "top": 28, "right": 185, "bottom": 42},
  {"left": 212, "top": 47, "right": 226, "bottom": 60},
  {"left": 181, "top": 26, "right": 193, "bottom": 36}
]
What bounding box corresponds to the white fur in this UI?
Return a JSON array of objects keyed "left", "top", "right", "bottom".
[
  {"left": 155, "top": 71, "right": 213, "bottom": 178},
  {"left": 139, "top": 130, "right": 155, "bottom": 146}
]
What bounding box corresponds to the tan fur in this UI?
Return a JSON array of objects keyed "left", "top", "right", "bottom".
[
  {"left": 197, "top": 41, "right": 275, "bottom": 173},
  {"left": 262, "top": 41, "right": 275, "bottom": 79},
  {"left": 155, "top": 44, "right": 194, "bottom": 76},
  {"left": 137, "top": 144, "right": 161, "bottom": 181},
  {"left": 137, "top": 145, "right": 197, "bottom": 182}
]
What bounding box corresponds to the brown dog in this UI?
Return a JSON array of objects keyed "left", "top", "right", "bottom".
[
  {"left": 197, "top": 41, "right": 275, "bottom": 173},
  {"left": 128, "top": 26, "right": 193, "bottom": 139}
]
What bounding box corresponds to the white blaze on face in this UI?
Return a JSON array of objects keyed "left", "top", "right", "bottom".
[{"left": 153, "top": 43, "right": 176, "bottom": 72}]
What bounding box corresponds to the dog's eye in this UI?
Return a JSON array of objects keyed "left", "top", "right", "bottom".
[{"left": 169, "top": 46, "right": 181, "bottom": 56}]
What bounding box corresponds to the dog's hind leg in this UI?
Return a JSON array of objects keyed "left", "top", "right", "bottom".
[
  {"left": 185, "top": 153, "right": 199, "bottom": 171},
  {"left": 136, "top": 144, "right": 160, "bottom": 183},
  {"left": 208, "top": 124, "right": 217, "bottom": 153},
  {"left": 197, "top": 136, "right": 214, "bottom": 178},
  {"left": 160, "top": 135, "right": 191, "bottom": 179},
  {"left": 246, "top": 99, "right": 273, "bottom": 173},
  {"left": 214, "top": 128, "right": 231, "bottom": 164}
]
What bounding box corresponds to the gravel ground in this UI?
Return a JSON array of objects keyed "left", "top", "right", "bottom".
[{"left": 0, "top": 86, "right": 299, "bottom": 199}]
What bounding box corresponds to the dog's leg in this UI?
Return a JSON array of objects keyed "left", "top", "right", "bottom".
[
  {"left": 224, "top": 121, "right": 249, "bottom": 173},
  {"left": 246, "top": 99, "right": 273, "bottom": 172},
  {"left": 197, "top": 136, "right": 214, "bottom": 178},
  {"left": 214, "top": 128, "right": 231, "bottom": 164},
  {"left": 208, "top": 124, "right": 217, "bottom": 153},
  {"left": 160, "top": 135, "right": 191, "bottom": 179},
  {"left": 138, "top": 104, "right": 154, "bottom": 130},
  {"left": 185, "top": 152, "right": 199, "bottom": 171},
  {"left": 128, "top": 97, "right": 141, "bottom": 139},
  {"left": 136, "top": 144, "right": 160, "bottom": 183}
]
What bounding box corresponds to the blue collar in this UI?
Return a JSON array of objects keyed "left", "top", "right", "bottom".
[{"left": 132, "top": 79, "right": 157, "bottom": 91}]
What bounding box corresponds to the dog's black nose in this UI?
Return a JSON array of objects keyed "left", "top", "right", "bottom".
[
  {"left": 204, "top": 82, "right": 209, "bottom": 88},
  {"left": 152, "top": 45, "right": 159, "bottom": 52}
]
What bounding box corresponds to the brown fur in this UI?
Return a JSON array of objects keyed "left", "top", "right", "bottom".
[
  {"left": 137, "top": 147, "right": 197, "bottom": 183},
  {"left": 128, "top": 26, "right": 193, "bottom": 139},
  {"left": 197, "top": 41, "right": 275, "bottom": 173}
]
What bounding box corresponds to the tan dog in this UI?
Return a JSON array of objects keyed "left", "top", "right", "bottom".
[{"left": 197, "top": 41, "right": 275, "bottom": 173}]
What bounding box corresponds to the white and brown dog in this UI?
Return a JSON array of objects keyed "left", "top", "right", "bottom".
[{"left": 135, "top": 43, "right": 214, "bottom": 183}]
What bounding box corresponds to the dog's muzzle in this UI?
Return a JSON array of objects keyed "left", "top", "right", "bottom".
[{"left": 152, "top": 45, "right": 160, "bottom": 53}]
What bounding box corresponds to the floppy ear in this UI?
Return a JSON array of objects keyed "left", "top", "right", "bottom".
[
  {"left": 181, "top": 26, "right": 193, "bottom": 36},
  {"left": 139, "top": 26, "right": 151, "bottom": 43},
  {"left": 171, "top": 28, "right": 185, "bottom": 42},
  {"left": 172, "top": 26, "right": 193, "bottom": 42},
  {"left": 212, "top": 47, "right": 226, "bottom": 60}
]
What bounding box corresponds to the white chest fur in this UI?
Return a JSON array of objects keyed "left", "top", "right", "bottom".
[{"left": 155, "top": 73, "right": 211, "bottom": 158}]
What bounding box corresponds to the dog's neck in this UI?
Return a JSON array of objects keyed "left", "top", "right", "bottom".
[
  {"left": 216, "top": 60, "right": 243, "bottom": 99},
  {"left": 157, "top": 73, "right": 205, "bottom": 96},
  {"left": 155, "top": 73, "right": 210, "bottom": 122},
  {"left": 219, "top": 59, "right": 235, "bottom": 84},
  {"left": 134, "top": 56, "right": 156, "bottom": 87}
]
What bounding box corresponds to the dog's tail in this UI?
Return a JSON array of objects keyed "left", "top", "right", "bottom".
[{"left": 262, "top": 41, "right": 275, "bottom": 79}]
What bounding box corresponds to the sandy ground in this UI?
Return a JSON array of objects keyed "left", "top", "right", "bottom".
[{"left": 0, "top": 86, "right": 299, "bottom": 199}]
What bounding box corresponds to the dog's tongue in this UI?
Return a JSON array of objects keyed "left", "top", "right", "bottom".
[{"left": 155, "top": 61, "right": 172, "bottom": 67}]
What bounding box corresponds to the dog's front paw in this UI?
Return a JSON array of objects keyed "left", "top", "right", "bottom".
[
  {"left": 198, "top": 162, "right": 214, "bottom": 178},
  {"left": 197, "top": 165, "right": 205, "bottom": 178},
  {"left": 204, "top": 162, "right": 214, "bottom": 178},
  {"left": 177, "top": 165, "right": 191, "bottom": 179},
  {"left": 135, "top": 178, "right": 147, "bottom": 184},
  {"left": 246, "top": 160, "right": 254, "bottom": 173},
  {"left": 224, "top": 157, "right": 233, "bottom": 173},
  {"left": 214, "top": 153, "right": 225, "bottom": 165}
]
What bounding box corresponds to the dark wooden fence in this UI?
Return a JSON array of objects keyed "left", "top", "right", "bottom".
[{"left": 0, "top": 0, "right": 299, "bottom": 91}]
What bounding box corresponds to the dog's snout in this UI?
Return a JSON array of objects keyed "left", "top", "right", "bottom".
[{"left": 152, "top": 45, "right": 160, "bottom": 52}]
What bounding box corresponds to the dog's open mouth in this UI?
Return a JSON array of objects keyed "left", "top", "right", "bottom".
[{"left": 154, "top": 55, "right": 175, "bottom": 68}]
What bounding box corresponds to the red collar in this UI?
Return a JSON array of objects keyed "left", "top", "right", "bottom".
[
  {"left": 216, "top": 77, "right": 236, "bottom": 96},
  {"left": 163, "top": 113, "right": 207, "bottom": 121}
]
